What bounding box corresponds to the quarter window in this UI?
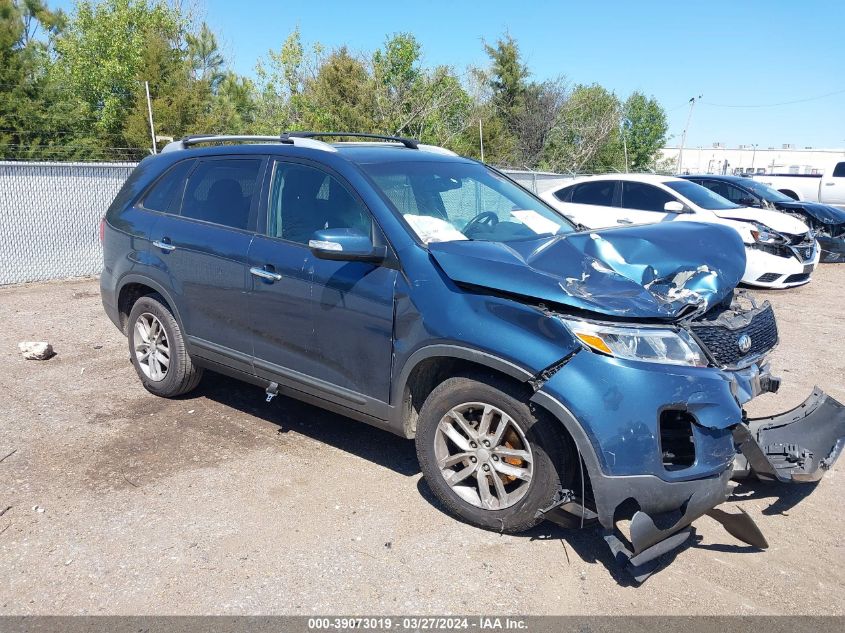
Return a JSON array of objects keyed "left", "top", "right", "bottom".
[
  {"left": 141, "top": 160, "right": 194, "bottom": 213},
  {"left": 268, "top": 162, "right": 372, "bottom": 244},
  {"left": 180, "top": 158, "right": 262, "bottom": 230},
  {"left": 833, "top": 162, "right": 845, "bottom": 178},
  {"left": 571, "top": 181, "right": 615, "bottom": 206},
  {"left": 621, "top": 181, "right": 675, "bottom": 212}
]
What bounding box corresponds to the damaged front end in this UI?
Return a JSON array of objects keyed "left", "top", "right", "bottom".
[
  {"left": 774, "top": 201, "right": 845, "bottom": 263},
  {"left": 531, "top": 290, "right": 845, "bottom": 582},
  {"left": 428, "top": 221, "right": 843, "bottom": 581}
]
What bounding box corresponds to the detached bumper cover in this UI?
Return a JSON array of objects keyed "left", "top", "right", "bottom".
[
  {"left": 818, "top": 235, "right": 845, "bottom": 263},
  {"left": 734, "top": 388, "right": 845, "bottom": 482}
]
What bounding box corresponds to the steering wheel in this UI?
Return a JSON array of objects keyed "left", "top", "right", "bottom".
[{"left": 463, "top": 211, "right": 499, "bottom": 236}]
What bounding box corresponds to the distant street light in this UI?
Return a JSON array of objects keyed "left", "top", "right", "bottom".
[
  {"left": 676, "top": 95, "right": 702, "bottom": 174},
  {"left": 750, "top": 144, "right": 759, "bottom": 171}
]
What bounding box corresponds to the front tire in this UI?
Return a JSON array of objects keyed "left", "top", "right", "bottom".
[
  {"left": 127, "top": 294, "right": 203, "bottom": 397},
  {"left": 415, "top": 374, "right": 572, "bottom": 533}
]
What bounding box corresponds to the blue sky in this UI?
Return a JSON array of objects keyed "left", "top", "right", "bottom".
[{"left": 55, "top": 0, "right": 845, "bottom": 148}]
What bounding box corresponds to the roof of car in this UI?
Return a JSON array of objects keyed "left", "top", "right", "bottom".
[
  {"left": 558, "top": 173, "right": 683, "bottom": 187},
  {"left": 680, "top": 174, "right": 749, "bottom": 183}
]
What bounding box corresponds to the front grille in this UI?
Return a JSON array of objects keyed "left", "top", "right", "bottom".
[
  {"left": 756, "top": 272, "right": 780, "bottom": 283},
  {"left": 784, "top": 273, "right": 810, "bottom": 284},
  {"left": 691, "top": 303, "right": 779, "bottom": 367},
  {"left": 660, "top": 411, "right": 695, "bottom": 471}
]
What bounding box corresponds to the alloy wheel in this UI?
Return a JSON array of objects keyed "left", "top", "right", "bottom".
[
  {"left": 433, "top": 402, "right": 534, "bottom": 510},
  {"left": 134, "top": 312, "right": 170, "bottom": 382}
]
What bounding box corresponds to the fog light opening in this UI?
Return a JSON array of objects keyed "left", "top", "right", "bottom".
[{"left": 660, "top": 410, "right": 696, "bottom": 471}]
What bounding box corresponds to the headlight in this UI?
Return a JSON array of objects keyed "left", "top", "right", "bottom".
[
  {"left": 750, "top": 224, "right": 786, "bottom": 244},
  {"left": 559, "top": 317, "right": 708, "bottom": 367}
]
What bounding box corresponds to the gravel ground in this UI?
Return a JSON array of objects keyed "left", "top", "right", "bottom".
[{"left": 0, "top": 268, "right": 843, "bottom": 615}]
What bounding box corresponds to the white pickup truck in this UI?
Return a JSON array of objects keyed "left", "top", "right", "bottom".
[{"left": 752, "top": 159, "right": 845, "bottom": 210}]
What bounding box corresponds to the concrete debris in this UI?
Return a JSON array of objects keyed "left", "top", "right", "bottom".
[{"left": 18, "top": 342, "right": 55, "bottom": 360}]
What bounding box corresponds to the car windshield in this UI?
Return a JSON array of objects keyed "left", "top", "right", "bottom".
[
  {"left": 737, "top": 178, "right": 795, "bottom": 203},
  {"left": 665, "top": 180, "right": 742, "bottom": 210},
  {"left": 361, "top": 160, "right": 575, "bottom": 244}
]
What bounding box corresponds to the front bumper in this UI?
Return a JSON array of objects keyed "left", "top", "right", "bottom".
[
  {"left": 532, "top": 351, "right": 845, "bottom": 580},
  {"left": 742, "top": 241, "right": 820, "bottom": 288}
]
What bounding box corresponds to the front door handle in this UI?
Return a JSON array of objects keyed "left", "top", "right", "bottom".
[
  {"left": 618, "top": 218, "right": 633, "bottom": 224},
  {"left": 152, "top": 238, "right": 176, "bottom": 252},
  {"left": 824, "top": 182, "right": 835, "bottom": 186},
  {"left": 250, "top": 266, "right": 282, "bottom": 282}
]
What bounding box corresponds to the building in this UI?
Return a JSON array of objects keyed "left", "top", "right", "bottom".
[{"left": 659, "top": 144, "right": 845, "bottom": 176}]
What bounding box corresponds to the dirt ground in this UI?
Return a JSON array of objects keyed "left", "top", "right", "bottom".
[{"left": 1, "top": 268, "right": 843, "bottom": 615}]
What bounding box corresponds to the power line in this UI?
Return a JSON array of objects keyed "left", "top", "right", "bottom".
[{"left": 703, "top": 88, "right": 845, "bottom": 108}]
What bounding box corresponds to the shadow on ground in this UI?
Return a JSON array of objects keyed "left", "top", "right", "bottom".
[
  {"left": 189, "top": 371, "right": 815, "bottom": 586},
  {"left": 192, "top": 371, "right": 420, "bottom": 477}
]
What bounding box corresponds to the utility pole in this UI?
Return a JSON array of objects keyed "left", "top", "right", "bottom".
[
  {"left": 478, "top": 119, "right": 484, "bottom": 163},
  {"left": 676, "top": 95, "right": 701, "bottom": 174},
  {"left": 620, "top": 117, "right": 629, "bottom": 172},
  {"left": 145, "top": 81, "right": 157, "bottom": 155},
  {"left": 751, "top": 143, "right": 758, "bottom": 171}
]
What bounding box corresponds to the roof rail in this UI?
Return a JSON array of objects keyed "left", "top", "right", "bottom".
[
  {"left": 160, "top": 134, "right": 337, "bottom": 154},
  {"left": 281, "top": 131, "right": 420, "bottom": 150}
]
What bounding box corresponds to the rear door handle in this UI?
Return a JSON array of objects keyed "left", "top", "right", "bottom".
[
  {"left": 618, "top": 218, "right": 633, "bottom": 224},
  {"left": 250, "top": 266, "right": 282, "bottom": 282},
  {"left": 152, "top": 238, "right": 176, "bottom": 252},
  {"left": 824, "top": 182, "right": 835, "bottom": 186}
]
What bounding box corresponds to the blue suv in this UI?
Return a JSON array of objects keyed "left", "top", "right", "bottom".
[{"left": 101, "top": 132, "right": 845, "bottom": 580}]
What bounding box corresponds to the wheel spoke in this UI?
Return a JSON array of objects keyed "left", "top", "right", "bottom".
[
  {"left": 135, "top": 319, "right": 150, "bottom": 344},
  {"left": 492, "top": 460, "right": 531, "bottom": 482},
  {"left": 440, "top": 420, "right": 472, "bottom": 452},
  {"left": 157, "top": 353, "right": 170, "bottom": 368},
  {"left": 490, "top": 471, "right": 508, "bottom": 504},
  {"left": 448, "top": 409, "right": 477, "bottom": 439},
  {"left": 438, "top": 452, "right": 472, "bottom": 469},
  {"left": 445, "top": 463, "right": 477, "bottom": 485},
  {"left": 477, "top": 472, "right": 496, "bottom": 509},
  {"left": 477, "top": 404, "right": 494, "bottom": 436},
  {"left": 492, "top": 446, "right": 531, "bottom": 462},
  {"left": 136, "top": 348, "right": 151, "bottom": 362}
]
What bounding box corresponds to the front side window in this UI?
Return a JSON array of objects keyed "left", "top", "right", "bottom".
[
  {"left": 571, "top": 180, "right": 616, "bottom": 206},
  {"left": 141, "top": 159, "right": 194, "bottom": 213},
  {"left": 737, "top": 178, "right": 794, "bottom": 203},
  {"left": 362, "top": 161, "right": 574, "bottom": 244},
  {"left": 620, "top": 181, "right": 676, "bottom": 212},
  {"left": 180, "top": 158, "right": 263, "bottom": 230},
  {"left": 268, "top": 162, "right": 372, "bottom": 244},
  {"left": 833, "top": 162, "right": 845, "bottom": 178},
  {"left": 664, "top": 180, "right": 742, "bottom": 210}
]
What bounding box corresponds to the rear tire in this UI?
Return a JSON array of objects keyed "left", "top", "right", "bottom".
[
  {"left": 127, "top": 294, "right": 203, "bottom": 397},
  {"left": 415, "top": 373, "right": 573, "bottom": 533}
]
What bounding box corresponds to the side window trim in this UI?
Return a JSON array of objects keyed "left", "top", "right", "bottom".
[
  {"left": 176, "top": 155, "right": 268, "bottom": 233},
  {"left": 263, "top": 156, "right": 383, "bottom": 247},
  {"left": 137, "top": 158, "right": 196, "bottom": 214}
]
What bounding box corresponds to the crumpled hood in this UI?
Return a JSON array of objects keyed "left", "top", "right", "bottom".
[
  {"left": 428, "top": 222, "right": 746, "bottom": 320},
  {"left": 773, "top": 200, "right": 845, "bottom": 225},
  {"left": 710, "top": 206, "right": 809, "bottom": 235}
]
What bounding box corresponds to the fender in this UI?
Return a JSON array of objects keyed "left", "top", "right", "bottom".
[{"left": 116, "top": 273, "right": 186, "bottom": 335}]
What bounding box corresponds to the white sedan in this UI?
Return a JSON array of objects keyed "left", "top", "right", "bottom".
[{"left": 540, "top": 174, "right": 819, "bottom": 288}]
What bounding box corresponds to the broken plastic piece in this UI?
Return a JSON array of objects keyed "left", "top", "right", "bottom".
[{"left": 265, "top": 382, "right": 279, "bottom": 403}]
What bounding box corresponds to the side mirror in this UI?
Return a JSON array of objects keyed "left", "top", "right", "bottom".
[
  {"left": 664, "top": 200, "right": 686, "bottom": 213},
  {"left": 308, "top": 228, "right": 386, "bottom": 263}
]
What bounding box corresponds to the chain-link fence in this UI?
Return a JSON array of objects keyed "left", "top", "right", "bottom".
[
  {"left": 0, "top": 161, "right": 137, "bottom": 285},
  {"left": 0, "top": 161, "right": 577, "bottom": 286}
]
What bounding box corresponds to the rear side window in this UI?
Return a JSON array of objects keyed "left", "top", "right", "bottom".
[
  {"left": 180, "top": 158, "right": 263, "bottom": 230},
  {"left": 141, "top": 160, "right": 194, "bottom": 213},
  {"left": 833, "top": 162, "right": 845, "bottom": 177},
  {"left": 621, "top": 181, "right": 676, "bottom": 212},
  {"left": 554, "top": 186, "right": 574, "bottom": 202},
  {"left": 571, "top": 180, "right": 615, "bottom": 206}
]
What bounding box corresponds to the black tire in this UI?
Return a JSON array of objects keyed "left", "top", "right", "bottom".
[
  {"left": 415, "top": 373, "right": 573, "bottom": 533},
  {"left": 127, "top": 293, "right": 203, "bottom": 397}
]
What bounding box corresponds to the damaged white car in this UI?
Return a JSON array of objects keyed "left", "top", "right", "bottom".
[{"left": 541, "top": 174, "right": 820, "bottom": 289}]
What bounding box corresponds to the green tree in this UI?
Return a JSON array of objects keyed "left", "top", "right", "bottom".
[
  {"left": 0, "top": 0, "right": 69, "bottom": 159},
  {"left": 187, "top": 22, "right": 225, "bottom": 90},
  {"left": 52, "top": 0, "right": 181, "bottom": 140},
  {"left": 301, "top": 46, "right": 375, "bottom": 132},
  {"left": 483, "top": 33, "right": 528, "bottom": 125},
  {"left": 542, "top": 84, "right": 621, "bottom": 173},
  {"left": 621, "top": 91, "right": 668, "bottom": 170}
]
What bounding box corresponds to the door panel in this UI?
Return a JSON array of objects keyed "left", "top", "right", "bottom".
[
  {"left": 618, "top": 181, "right": 673, "bottom": 225},
  {"left": 563, "top": 180, "right": 619, "bottom": 228},
  {"left": 248, "top": 159, "right": 397, "bottom": 411},
  {"left": 822, "top": 162, "right": 845, "bottom": 205},
  {"left": 148, "top": 156, "right": 265, "bottom": 362}
]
